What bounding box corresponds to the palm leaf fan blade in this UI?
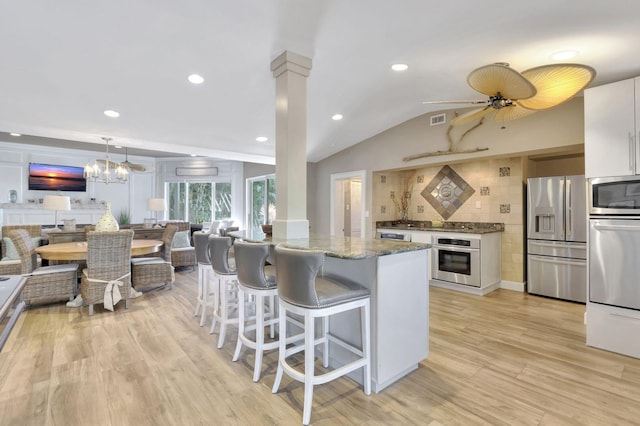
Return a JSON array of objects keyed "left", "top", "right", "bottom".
[
  {"left": 467, "top": 63, "right": 536, "bottom": 100},
  {"left": 518, "top": 64, "right": 596, "bottom": 110},
  {"left": 451, "top": 106, "right": 494, "bottom": 126}
]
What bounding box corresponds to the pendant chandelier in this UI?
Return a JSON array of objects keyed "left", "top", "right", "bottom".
[{"left": 84, "top": 137, "right": 129, "bottom": 184}]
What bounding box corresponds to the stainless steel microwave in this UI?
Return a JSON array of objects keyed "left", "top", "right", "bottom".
[{"left": 589, "top": 176, "right": 640, "bottom": 215}]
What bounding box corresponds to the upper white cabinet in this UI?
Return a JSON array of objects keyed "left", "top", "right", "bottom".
[{"left": 585, "top": 77, "right": 640, "bottom": 178}]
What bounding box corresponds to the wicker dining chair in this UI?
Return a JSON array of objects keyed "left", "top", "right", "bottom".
[
  {"left": 131, "top": 224, "right": 177, "bottom": 291},
  {"left": 80, "top": 230, "right": 134, "bottom": 316},
  {"left": 171, "top": 221, "right": 196, "bottom": 270},
  {"left": 7, "top": 229, "right": 78, "bottom": 306},
  {"left": 1, "top": 225, "right": 42, "bottom": 275}
]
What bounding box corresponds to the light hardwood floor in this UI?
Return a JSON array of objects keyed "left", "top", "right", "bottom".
[{"left": 1, "top": 270, "right": 639, "bottom": 425}]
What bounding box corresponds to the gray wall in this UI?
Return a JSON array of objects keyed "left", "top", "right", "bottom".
[{"left": 311, "top": 98, "right": 585, "bottom": 237}]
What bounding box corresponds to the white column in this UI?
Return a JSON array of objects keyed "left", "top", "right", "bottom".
[{"left": 270, "top": 51, "right": 312, "bottom": 239}]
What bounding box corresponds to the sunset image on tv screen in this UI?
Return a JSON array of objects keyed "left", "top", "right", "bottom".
[{"left": 28, "top": 163, "right": 86, "bottom": 191}]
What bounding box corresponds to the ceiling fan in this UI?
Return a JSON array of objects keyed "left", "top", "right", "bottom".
[
  {"left": 424, "top": 62, "right": 596, "bottom": 126},
  {"left": 97, "top": 146, "right": 151, "bottom": 173}
]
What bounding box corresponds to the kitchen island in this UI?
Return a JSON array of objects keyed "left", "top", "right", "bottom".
[{"left": 229, "top": 229, "right": 431, "bottom": 393}]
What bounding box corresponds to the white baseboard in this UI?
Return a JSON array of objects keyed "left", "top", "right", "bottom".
[
  {"left": 429, "top": 279, "right": 525, "bottom": 295},
  {"left": 429, "top": 279, "right": 500, "bottom": 296},
  {"left": 500, "top": 280, "right": 525, "bottom": 292}
]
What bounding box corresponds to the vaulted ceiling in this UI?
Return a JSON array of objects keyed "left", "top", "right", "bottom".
[{"left": 1, "top": 1, "right": 639, "bottom": 163}]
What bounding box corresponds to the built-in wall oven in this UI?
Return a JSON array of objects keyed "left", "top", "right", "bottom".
[
  {"left": 432, "top": 236, "right": 480, "bottom": 287},
  {"left": 589, "top": 176, "right": 640, "bottom": 311}
]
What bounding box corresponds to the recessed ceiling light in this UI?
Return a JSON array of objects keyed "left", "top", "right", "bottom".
[
  {"left": 188, "top": 74, "right": 204, "bottom": 84},
  {"left": 104, "top": 110, "right": 120, "bottom": 118},
  {"left": 190, "top": 154, "right": 197, "bottom": 157},
  {"left": 391, "top": 63, "right": 408, "bottom": 71},
  {"left": 332, "top": 114, "right": 343, "bottom": 121},
  {"left": 551, "top": 50, "right": 578, "bottom": 61},
  {"left": 9, "top": 132, "right": 21, "bottom": 136},
  {"left": 114, "top": 145, "right": 123, "bottom": 149},
  {"left": 256, "top": 136, "right": 268, "bottom": 142}
]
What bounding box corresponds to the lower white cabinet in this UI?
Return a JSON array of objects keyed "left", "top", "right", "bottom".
[{"left": 587, "top": 302, "right": 640, "bottom": 359}]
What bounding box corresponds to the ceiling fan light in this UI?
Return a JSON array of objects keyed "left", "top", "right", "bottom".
[{"left": 518, "top": 64, "right": 596, "bottom": 110}]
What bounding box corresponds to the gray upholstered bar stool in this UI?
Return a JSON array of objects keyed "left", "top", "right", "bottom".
[
  {"left": 231, "top": 241, "right": 279, "bottom": 382},
  {"left": 208, "top": 235, "right": 239, "bottom": 348},
  {"left": 271, "top": 245, "right": 371, "bottom": 426},
  {"left": 193, "top": 232, "right": 217, "bottom": 326}
]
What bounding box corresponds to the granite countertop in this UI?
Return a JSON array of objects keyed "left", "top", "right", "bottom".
[
  {"left": 228, "top": 229, "right": 430, "bottom": 260},
  {"left": 376, "top": 220, "right": 504, "bottom": 234}
]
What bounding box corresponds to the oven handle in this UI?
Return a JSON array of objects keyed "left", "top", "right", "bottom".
[
  {"left": 432, "top": 244, "right": 479, "bottom": 253},
  {"left": 592, "top": 223, "right": 640, "bottom": 231}
]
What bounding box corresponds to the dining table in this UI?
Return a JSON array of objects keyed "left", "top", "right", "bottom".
[
  {"left": 35, "top": 239, "right": 164, "bottom": 261},
  {"left": 35, "top": 239, "right": 164, "bottom": 308}
]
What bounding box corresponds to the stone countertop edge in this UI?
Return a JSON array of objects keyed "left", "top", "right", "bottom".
[
  {"left": 376, "top": 221, "right": 505, "bottom": 234},
  {"left": 379, "top": 226, "right": 502, "bottom": 234},
  {"left": 228, "top": 230, "right": 430, "bottom": 260}
]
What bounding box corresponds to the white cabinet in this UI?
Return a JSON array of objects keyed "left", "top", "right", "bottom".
[{"left": 584, "top": 77, "right": 640, "bottom": 178}]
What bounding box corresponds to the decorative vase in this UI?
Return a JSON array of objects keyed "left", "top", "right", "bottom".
[{"left": 95, "top": 202, "right": 119, "bottom": 231}]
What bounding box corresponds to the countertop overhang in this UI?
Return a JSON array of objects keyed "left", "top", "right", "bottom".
[{"left": 228, "top": 229, "right": 430, "bottom": 260}]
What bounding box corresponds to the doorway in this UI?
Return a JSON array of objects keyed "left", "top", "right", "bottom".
[{"left": 330, "top": 170, "right": 366, "bottom": 238}]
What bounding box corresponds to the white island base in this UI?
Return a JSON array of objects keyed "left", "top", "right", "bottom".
[{"left": 322, "top": 249, "right": 429, "bottom": 393}]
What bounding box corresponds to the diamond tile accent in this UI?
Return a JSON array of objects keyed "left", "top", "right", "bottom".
[
  {"left": 480, "top": 186, "right": 490, "bottom": 196},
  {"left": 500, "top": 204, "right": 511, "bottom": 213},
  {"left": 380, "top": 175, "right": 387, "bottom": 183},
  {"left": 417, "top": 205, "right": 424, "bottom": 213},
  {"left": 499, "top": 167, "right": 511, "bottom": 177},
  {"left": 421, "top": 165, "right": 475, "bottom": 220}
]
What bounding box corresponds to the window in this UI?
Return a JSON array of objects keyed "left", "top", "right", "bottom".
[
  {"left": 166, "top": 181, "right": 232, "bottom": 223},
  {"left": 247, "top": 175, "right": 276, "bottom": 228}
]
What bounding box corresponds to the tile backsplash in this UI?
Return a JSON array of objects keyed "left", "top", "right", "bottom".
[{"left": 373, "top": 157, "right": 524, "bottom": 283}]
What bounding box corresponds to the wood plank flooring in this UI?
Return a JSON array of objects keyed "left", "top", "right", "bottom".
[{"left": 1, "top": 270, "right": 639, "bottom": 425}]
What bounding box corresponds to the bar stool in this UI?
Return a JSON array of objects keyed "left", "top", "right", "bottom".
[
  {"left": 231, "top": 241, "right": 278, "bottom": 382},
  {"left": 208, "top": 235, "right": 239, "bottom": 349},
  {"left": 271, "top": 245, "right": 371, "bottom": 426},
  {"left": 193, "top": 232, "right": 216, "bottom": 326}
]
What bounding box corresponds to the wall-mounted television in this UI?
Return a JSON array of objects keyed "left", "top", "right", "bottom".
[{"left": 28, "top": 163, "right": 87, "bottom": 192}]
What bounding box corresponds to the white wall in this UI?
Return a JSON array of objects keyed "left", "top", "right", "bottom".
[
  {"left": 1, "top": 140, "right": 271, "bottom": 229},
  {"left": 155, "top": 157, "right": 245, "bottom": 228},
  {"left": 0, "top": 140, "right": 155, "bottom": 223}
]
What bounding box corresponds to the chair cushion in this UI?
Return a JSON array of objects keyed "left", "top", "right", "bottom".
[
  {"left": 208, "top": 221, "right": 222, "bottom": 234},
  {"left": 171, "top": 230, "right": 191, "bottom": 248},
  {"left": 313, "top": 276, "right": 370, "bottom": 308},
  {"left": 32, "top": 263, "right": 78, "bottom": 275},
  {"left": 172, "top": 247, "right": 194, "bottom": 253},
  {"left": 3, "top": 236, "right": 41, "bottom": 260},
  {"left": 0, "top": 259, "right": 21, "bottom": 265},
  {"left": 131, "top": 257, "right": 167, "bottom": 266}
]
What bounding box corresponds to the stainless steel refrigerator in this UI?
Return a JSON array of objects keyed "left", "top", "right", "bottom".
[{"left": 527, "top": 175, "right": 587, "bottom": 302}]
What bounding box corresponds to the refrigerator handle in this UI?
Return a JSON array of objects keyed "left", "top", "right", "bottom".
[
  {"left": 566, "top": 178, "right": 572, "bottom": 239},
  {"left": 630, "top": 132, "right": 635, "bottom": 173}
]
